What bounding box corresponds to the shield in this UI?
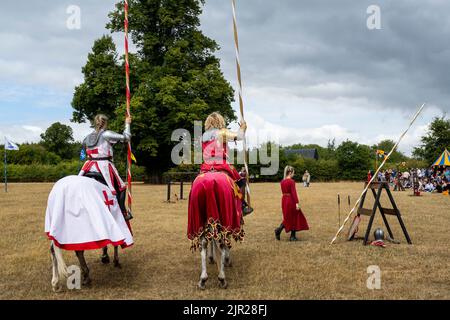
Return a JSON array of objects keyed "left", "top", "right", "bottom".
[{"left": 347, "top": 215, "right": 361, "bottom": 241}]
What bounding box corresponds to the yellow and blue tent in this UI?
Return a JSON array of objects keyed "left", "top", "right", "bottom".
[{"left": 432, "top": 149, "right": 450, "bottom": 167}]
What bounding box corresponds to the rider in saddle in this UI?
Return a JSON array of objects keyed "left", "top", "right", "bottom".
[
  {"left": 79, "top": 114, "right": 133, "bottom": 221},
  {"left": 200, "top": 112, "right": 253, "bottom": 216}
]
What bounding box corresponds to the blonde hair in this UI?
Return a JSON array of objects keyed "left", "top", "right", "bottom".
[
  {"left": 284, "top": 165, "right": 295, "bottom": 179},
  {"left": 205, "top": 112, "right": 226, "bottom": 131},
  {"left": 94, "top": 114, "right": 108, "bottom": 132}
]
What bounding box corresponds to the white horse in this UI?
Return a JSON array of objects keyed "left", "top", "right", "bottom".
[
  {"left": 198, "top": 237, "right": 233, "bottom": 289},
  {"left": 45, "top": 175, "right": 133, "bottom": 291},
  {"left": 188, "top": 172, "right": 244, "bottom": 289}
]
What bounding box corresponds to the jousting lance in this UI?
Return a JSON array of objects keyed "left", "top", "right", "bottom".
[
  {"left": 124, "top": 0, "right": 133, "bottom": 214},
  {"left": 231, "top": 0, "right": 251, "bottom": 206}
]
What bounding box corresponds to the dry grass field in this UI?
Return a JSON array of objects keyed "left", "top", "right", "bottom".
[{"left": 0, "top": 181, "right": 449, "bottom": 300}]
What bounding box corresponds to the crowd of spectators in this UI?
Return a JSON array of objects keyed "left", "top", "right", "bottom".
[{"left": 369, "top": 167, "right": 450, "bottom": 194}]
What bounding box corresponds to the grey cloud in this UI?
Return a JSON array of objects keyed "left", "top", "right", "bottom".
[
  {"left": 1, "top": 0, "right": 448, "bottom": 112},
  {"left": 200, "top": 0, "right": 450, "bottom": 112}
]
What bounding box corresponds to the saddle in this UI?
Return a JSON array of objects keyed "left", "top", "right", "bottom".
[{"left": 84, "top": 172, "right": 129, "bottom": 219}]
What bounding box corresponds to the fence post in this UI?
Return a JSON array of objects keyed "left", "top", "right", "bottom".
[
  {"left": 180, "top": 181, "right": 184, "bottom": 200},
  {"left": 167, "top": 181, "right": 171, "bottom": 202}
]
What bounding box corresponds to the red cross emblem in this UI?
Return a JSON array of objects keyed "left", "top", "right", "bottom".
[{"left": 102, "top": 190, "right": 114, "bottom": 211}]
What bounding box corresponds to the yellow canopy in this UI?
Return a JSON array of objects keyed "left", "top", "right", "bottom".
[{"left": 432, "top": 149, "right": 450, "bottom": 167}]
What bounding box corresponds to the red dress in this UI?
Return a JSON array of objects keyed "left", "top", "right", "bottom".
[{"left": 281, "top": 178, "right": 309, "bottom": 232}]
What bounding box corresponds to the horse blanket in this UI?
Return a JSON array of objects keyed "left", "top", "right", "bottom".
[
  {"left": 45, "top": 175, "right": 133, "bottom": 250},
  {"left": 187, "top": 171, "right": 244, "bottom": 250}
]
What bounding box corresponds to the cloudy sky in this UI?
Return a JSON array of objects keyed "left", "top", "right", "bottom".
[{"left": 0, "top": 0, "right": 448, "bottom": 155}]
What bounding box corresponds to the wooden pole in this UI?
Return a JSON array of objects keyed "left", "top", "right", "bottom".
[
  {"left": 4, "top": 147, "right": 7, "bottom": 193},
  {"left": 231, "top": 0, "right": 251, "bottom": 206},
  {"left": 124, "top": 0, "right": 133, "bottom": 213},
  {"left": 330, "top": 103, "right": 426, "bottom": 244}
]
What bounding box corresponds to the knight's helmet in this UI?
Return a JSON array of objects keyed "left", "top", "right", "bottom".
[{"left": 374, "top": 228, "right": 385, "bottom": 241}]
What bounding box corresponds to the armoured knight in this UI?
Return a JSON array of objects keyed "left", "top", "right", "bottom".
[
  {"left": 200, "top": 112, "right": 253, "bottom": 216},
  {"left": 79, "top": 114, "right": 133, "bottom": 220}
]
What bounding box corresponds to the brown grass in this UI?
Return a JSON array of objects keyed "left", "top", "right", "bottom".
[{"left": 0, "top": 182, "right": 449, "bottom": 300}]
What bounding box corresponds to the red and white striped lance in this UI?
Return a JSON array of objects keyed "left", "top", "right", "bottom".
[
  {"left": 124, "top": 0, "right": 132, "bottom": 209},
  {"left": 231, "top": 0, "right": 251, "bottom": 206}
]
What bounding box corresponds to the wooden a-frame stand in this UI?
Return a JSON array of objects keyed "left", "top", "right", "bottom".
[{"left": 356, "top": 182, "right": 412, "bottom": 245}]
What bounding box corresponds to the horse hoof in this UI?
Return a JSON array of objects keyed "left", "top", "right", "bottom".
[
  {"left": 218, "top": 278, "right": 228, "bottom": 289},
  {"left": 114, "top": 261, "right": 122, "bottom": 269},
  {"left": 52, "top": 284, "right": 63, "bottom": 293},
  {"left": 101, "top": 255, "right": 110, "bottom": 264},
  {"left": 198, "top": 279, "right": 207, "bottom": 290},
  {"left": 82, "top": 277, "right": 92, "bottom": 286}
]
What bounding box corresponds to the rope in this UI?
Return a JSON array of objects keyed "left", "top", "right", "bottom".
[
  {"left": 330, "top": 103, "right": 426, "bottom": 244},
  {"left": 231, "top": 0, "right": 251, "bottom": 205},
  {"left": 124, "top": 0, "right": 132, "bottom": 211}
]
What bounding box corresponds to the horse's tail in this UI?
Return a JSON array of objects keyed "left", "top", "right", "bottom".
[{"left": 52, "top": 241, "right": 68, "bottom": 278}]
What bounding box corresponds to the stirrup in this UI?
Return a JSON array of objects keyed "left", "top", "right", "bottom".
[
  {"left": 243, "top": 206, "right": 254, "bottom": 216},
  {"left": 124, "top": 210, "right": 134, "bottom": 221}
]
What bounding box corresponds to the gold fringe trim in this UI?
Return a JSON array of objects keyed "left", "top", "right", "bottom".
[{"left": 189, "top": 218, "right": 245, "bottom": 252}]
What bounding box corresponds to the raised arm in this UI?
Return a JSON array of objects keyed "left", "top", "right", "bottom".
[
  {"left": 103, "top": 122, "right": 131, "bottom": 144},
  {"left": 218, "top": 121, "right": 247, "bottom": 142}
]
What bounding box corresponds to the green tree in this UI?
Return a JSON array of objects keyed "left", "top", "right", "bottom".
[
  {"left": 71, "top": 35, "right": 123, "bottom": 123},
  {"left": 72, "top": 0, "right": 235, "bottom": 181},
  {"left": 336, "top": 140, "right": 371, "bottom": 180},
  {"left": 413, "top": 117, "right": 450, "bottom": 164},
  {"left": 371, "top": 139, "right": 407, "bottom": 164},
  {"left": 40, "top": 122, "right": 75, "bottom": 159}
]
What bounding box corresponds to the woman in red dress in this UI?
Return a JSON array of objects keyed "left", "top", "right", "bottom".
[{"left": 275, "top": 166, "right": 309, "bottom": 241}]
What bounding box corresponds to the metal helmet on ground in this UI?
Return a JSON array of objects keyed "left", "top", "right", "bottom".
[{"left": 374, "top": 228, "right": 385, "bottom": 241}]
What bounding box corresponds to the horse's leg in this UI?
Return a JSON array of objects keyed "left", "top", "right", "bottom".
[
  {"left": 198, "top": 237, "right": 208, "bottom": 290},
  {"left": 214, "top": 241, "right": 228, "bottom": 289},
  {"left": 208, "top": 240, "right": 215, "bottom": 264},
  {"left": 50, "top": 243, "right": 62, "bottom": 292},
  {"left": 224, "top": 246, "right": 232, "bottom": 267},
  {"left": 75, "top": 251, "right": 91, "bottom": 286},
  {"left": 101, "top": 246, "right": 110, "bottom": 264},
  {"left": 113, "top": 246, "right": 121, "bottom": 268}
]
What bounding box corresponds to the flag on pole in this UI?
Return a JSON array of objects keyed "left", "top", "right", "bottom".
[
  {"left": 4, "top": 137, "right": 19, "bottom": 193},
  {"left": 130, "top": 151, "right": 137, "bottom": 163},
  {"left": 376, "top": 149, "right": 387, "bottom": 159},
  {"left": 4, "top": 137, "right": 19, "bottom": 151}
]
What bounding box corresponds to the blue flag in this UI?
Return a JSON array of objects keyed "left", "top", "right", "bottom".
[{"left": 80, "top": 148, "right": 86, "bottom": 161}]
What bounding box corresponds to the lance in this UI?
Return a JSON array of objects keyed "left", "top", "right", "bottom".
[
  {"left": 231, "top": 0, "right": 251, "bottom": 206},
  {"left": 330, "top": 103, "right": 426, "bottom": 244},
  {"left": 124, "top": 0, "right": 133, "bottom": 215}
]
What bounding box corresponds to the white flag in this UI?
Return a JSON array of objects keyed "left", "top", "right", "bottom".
[{"left": 4, "top": 137, "right": 19, "bottom": 151}]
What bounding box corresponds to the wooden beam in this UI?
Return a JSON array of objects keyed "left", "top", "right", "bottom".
[
  {"left": 357, "top": 208, "right": 373, "bottom": 216},
  {"left": 380, "top": 208, "right": 397, "bottom": 215}
]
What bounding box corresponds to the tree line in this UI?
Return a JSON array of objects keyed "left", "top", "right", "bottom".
[{"left": 2, "top": 117, "right": 448, "bottom": 183}]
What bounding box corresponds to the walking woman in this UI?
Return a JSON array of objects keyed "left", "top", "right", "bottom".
[{"left": 275, "top": 166, "right": 309, "bottom": 241}]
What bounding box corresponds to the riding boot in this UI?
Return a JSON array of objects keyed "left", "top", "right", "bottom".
[
  {"left": 117, "top": 191, "right": 133, "bottom": 221},
  {"left": 242, "top": 200, "right": 254, "bottom": 216},
  {"left": 124, "top": 209, "right": 133, "bottom": 221},
  {"left": 290, "top": 231, "right": 298, "bottom": 241},
  {"left": 275, "top": 223, "right": 284, "bottom": 240}
]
